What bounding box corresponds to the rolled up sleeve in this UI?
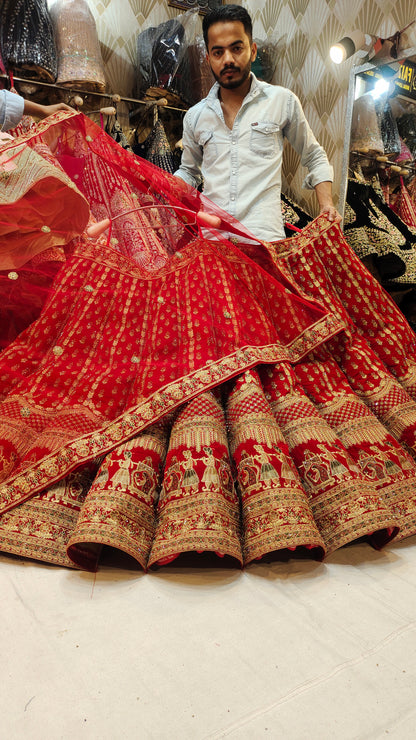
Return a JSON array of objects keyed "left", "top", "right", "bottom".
[
  {"left": 174, "top": 109, "right": 204, "bottom": 189},
  {"left": 283, "top": 92, "right": 333, "bottom": 190},
  {"left": 0, "top": 89, "right": 24, "bottom": 131}
]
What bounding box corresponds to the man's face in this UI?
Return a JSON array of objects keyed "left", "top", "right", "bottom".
[{"left": 206, "top": 21, "right": 257, "bottom": 91}]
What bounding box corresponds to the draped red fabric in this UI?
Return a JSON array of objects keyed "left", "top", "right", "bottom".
[{"left": 1, "top": 111, "right": 416, "bottom": 572}]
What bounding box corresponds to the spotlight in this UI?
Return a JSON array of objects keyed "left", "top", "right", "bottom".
[
  {"left": 371, "top": 77, "right": 391, "bottom": 99},
  {"left": 330, "top": 30, "right": 375, "bottom": 64}
]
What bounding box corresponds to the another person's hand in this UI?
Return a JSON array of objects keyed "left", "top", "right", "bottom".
[{"left": 23, "top": 100, "right": 75, "bottom": 120}]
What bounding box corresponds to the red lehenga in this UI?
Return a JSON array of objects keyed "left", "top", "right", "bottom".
[{"left": 1, "top": 111, "right": 416, "bottom": 572}]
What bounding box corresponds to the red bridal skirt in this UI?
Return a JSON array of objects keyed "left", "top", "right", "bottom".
[{"left": 1, "top": 112, "right": 416, "bottom": 572}]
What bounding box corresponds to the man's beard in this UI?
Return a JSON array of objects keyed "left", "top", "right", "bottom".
[{"left": 212, "top": 59, "right": 252, "bottom": 90}]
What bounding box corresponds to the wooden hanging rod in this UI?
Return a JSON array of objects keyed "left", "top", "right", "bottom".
[
  {"left": 350, "top": 150, "right": 415, "bottom": 175},
  {"left": 0, "top": 73, "right": 186, "bottom": 113}
]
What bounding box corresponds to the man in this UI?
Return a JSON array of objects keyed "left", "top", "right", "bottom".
[
  {"left": 0, "top": 88, "right": 73, "bottom": 132},
  {"left": 174, "top": 4, "right": 341, "bottom": 241}
]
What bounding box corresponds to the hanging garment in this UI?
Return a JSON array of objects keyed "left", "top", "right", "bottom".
[
  {"left": 0, "top": 0, "right": 57, "bottom": 82},
  {"left": 49, "top": 0, "right": 106, "bottom": 93},
  {"left": 395, "top": 137, "right": 414, "bottom": 166},
  {"left": 137, "top": 27, "right": 157, "bottom": 97},
  {"left": 105, "top": 116, "right": 133, "bottom": 153},
  {"left": 344, "top": 175, "right": 416, "bottom": 284},
  {"left": 150, "top": 18, "right": 186, "bottom": 92},
  {"left": 188, "top": 36, "right": 215, "bottom": 104},
  {"left": 139, "top": 116, "right": 178, "bottom": 174},
  {"left": 350, "top": 93, "right": 384, "bottom": 155},
  {"left": 281, "top": 193, "right": 313, "bottom": 236},
  {"left": 391, "top": 177, "right": 416, "bottom": 230},
  {"left": 2, "top": 112, "right": 416, "bottom": 573},
  {"left": 374, "top": 96, "right": 401, "bottom": 158},
  {"left": 397, "top": 112, "right": 416, "bottom": 160}
]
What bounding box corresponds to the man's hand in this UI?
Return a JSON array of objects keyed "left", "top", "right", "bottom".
[
  {"left": 319, "top": 203, "right": 342, "bottom": 224},
  {"left": 314, "top": 180, "right": 342, "bottom": 224}
]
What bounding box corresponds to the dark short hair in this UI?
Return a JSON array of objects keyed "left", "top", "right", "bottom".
[{"left": 202, "top": 4, "right": 253, "bottom": 48}]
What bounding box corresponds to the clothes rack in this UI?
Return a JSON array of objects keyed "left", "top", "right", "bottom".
[{"left": 0, "top": 73, "right": 186, "bottom": 114}]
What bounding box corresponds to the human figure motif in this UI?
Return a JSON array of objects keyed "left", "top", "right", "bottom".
[
  {"left": 112, "top": 449, "right": 133, "bottom": 490},
  {"left": 316, "top": 444, "right": 349, "bottom": 480},
  {"left": 182, "top": 449, "right": 199, "bottom": 492},
  {"left": 368, "top": 444, "right": 407, "bottom": 478},
  {"left": 201, "top": 446, "right": 220, "bottom": 489},
  {"left": 384, "top": 441, "right": 415, "bottom": 472},
  {"left": 253, "top": 444, "right": 279, "bottom": 485},
  {"left": 274, "top": 446, "right": 299, "bottom": 484}
]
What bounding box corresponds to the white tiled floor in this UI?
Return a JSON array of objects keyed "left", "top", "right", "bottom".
[{"left": 3, "top": 537, "right": 416, "bottom": 739}]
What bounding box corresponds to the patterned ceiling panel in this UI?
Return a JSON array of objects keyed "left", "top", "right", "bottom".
[{"left": 83, "top": 0, "right": 416, "bottom": 212}]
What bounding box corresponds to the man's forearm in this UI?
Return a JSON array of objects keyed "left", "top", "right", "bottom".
[
  {"left": 314, "top": 180, "right": 334, "bottom": 209},
  {"left": 23, "top": 100, "right": 74, "bottom": 119}
]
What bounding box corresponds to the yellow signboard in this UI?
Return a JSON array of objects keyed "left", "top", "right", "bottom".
[{"left": 395, "top": 60, "right": 416, "bottom": 99}]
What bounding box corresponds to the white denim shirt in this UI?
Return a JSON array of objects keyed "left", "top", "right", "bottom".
[
  {"left": 175, "top": 74, "right": 333, "bottom": 241},
  {"left": 0, "top": 89, "right": 24, "bottom": 132}
]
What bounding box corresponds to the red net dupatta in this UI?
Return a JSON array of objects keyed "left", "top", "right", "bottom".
[{"left": 0, "top": 132, "right": 89, "bottom": 270}]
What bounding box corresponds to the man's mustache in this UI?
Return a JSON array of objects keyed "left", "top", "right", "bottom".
[{"left": 221, "top": 65, "right": 239, "bottom": 74}]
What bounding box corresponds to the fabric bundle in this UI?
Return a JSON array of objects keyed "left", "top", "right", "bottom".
[
  {"left": 350, "top": 93, "right": 384, "bottom": 155},
  {"left": 0, "top": 0, "right": 57, "bottom": 82},
  {"left": 375, "top": 96, "right": 401, "bottom": 158},
  {"left": 49, "top": 0, "right": 106, "bottom": 93},
  {"left": 137, "top": 10, "right": 199, "bottom": 106}
]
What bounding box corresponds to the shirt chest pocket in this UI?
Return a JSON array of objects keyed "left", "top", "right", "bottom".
[
  {"left": 249, "top": 121, "right": 280, "bottom": 158},
  {"left": 198, "top": 129, "right": 218, "bottom": 166}
]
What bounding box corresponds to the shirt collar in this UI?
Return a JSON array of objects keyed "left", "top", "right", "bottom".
[{"left": 207, "top": 73, "right": 266, "bottom": 106}]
